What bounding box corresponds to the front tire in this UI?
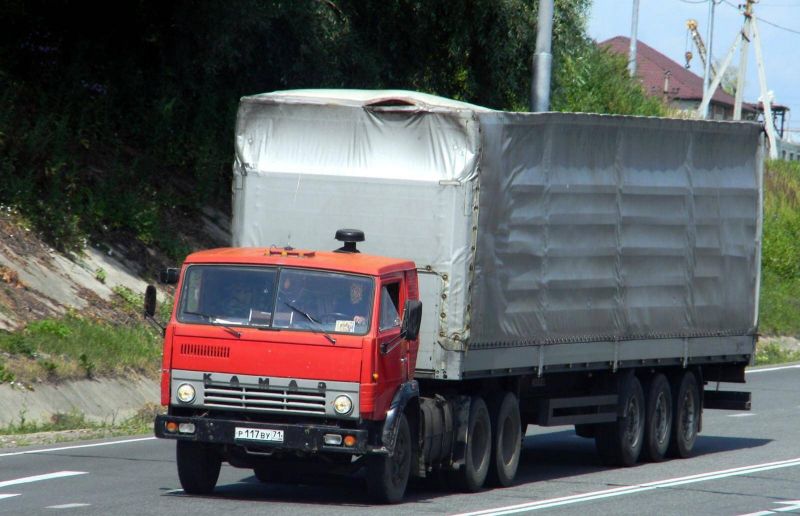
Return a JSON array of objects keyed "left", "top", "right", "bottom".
[
  {"left": 642, "top": 373, "right": 672, "bottom": 462},
  {"left": 487, "top": 392, "right": 522, "bottom": 487},
  {"left": 450, "top": 396, "right": 492, "bottom": 492},
  {"left": 595, "top": 373, "right": 645, "bottom": 467},
  {"left": 367, "top": 413, "right": 412, "bottom": 504},
  {"left": 669, "top": 371, "right": 700, "bottom": 458},
  {"left": 176, "top": 441, "right": 222, "bottom": 495}
]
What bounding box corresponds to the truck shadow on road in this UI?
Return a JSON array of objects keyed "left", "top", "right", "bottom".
[
  {"left": 512, "top": 429, "right": 772, "bottom": 484},
  {"left": 163, "top": 473, "right": 459, "bottom": 507},
  {"left": 162, "top": 429, "right": 771, "bottom": 506}
]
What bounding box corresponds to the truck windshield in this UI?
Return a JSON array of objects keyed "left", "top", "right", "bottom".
[{"left": 177, "top": 265, "right": 373, "bottom": 335}]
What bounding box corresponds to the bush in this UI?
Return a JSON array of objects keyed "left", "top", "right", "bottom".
[
  {"left": 759, "top": 160, "right": 800, "bottom": 335},
  {"left": 755, "top": 341, "right": 800, "bottom": 366}
]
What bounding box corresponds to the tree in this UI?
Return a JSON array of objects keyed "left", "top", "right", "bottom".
[{"left": 0, "top": 0, "right": 666, "bottom": 255}]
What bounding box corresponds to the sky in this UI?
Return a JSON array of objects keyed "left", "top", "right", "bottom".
[{"left": 588, "top": 0, "right": 800, "bottom": 141}]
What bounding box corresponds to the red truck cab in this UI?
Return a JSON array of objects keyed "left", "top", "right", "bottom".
[{"left": 148, "top": 231, "right": 422, "bottom": 502}]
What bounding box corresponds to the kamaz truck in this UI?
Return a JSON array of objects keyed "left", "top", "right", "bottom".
[{"left": 150, "top": 90, "right": 763, "bottom": 503}]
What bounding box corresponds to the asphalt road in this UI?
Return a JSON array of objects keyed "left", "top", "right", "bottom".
[{"left": 1, "top": 365, "right": 798, "bottom": 515}]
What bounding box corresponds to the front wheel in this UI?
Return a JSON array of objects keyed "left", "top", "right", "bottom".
[
  {"left": 367, "top": 413, "right": 412, "bottom": 504},
  {"left": 176, "top": 441, "right": 222, "bottom": 495}
]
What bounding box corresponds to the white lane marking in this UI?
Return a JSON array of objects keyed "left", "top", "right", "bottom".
[
  {"left": 0, "top": 471, "right": 87, "bottom": 489},
  {"left": 738, "top": 501, "right": 800, "bottom": 516},
  {"left": 453, "top": 457, "right": 800, "bottom": 516},
  {"left": 728, "top": 413, "right": 757, "bottom": 417},
  {"left": 46, "top": 503, "right": 91, "bottom": 509},
  {"left": 747, "top": 364, "right": 800, "bottom": 374},
  {"left": 0, "top": 494, "right": 21, "bottom": 500},
  {"left": 774, "top": 500, "right": 800, "bottom": 512},
  {"left": 0, "top": 436, "right": 156, "bottom": 458}
]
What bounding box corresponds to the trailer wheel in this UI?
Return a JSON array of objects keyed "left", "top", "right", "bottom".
[
  {"left": 669, "top": 371, "right": 700, "bottom": 458},
  {"left": 487, "top": 392, "right": 522, "bottom": 487},
  {"left": 176, "top": 441, "right": 221, "bottom": 495},
  {"left": 450, "top": 396, "right": 491, "bottom": 492},
  {"left": 595, "top": 373, "right": 645, "bottom": 467},
  {"left": 642, "top": 373, "right": 672, "bottom": 462},
  {"left": 367, "top": 412, "right": 412, "bottom": 504}
]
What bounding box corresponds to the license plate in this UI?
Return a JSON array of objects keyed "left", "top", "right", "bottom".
[{"left": 234, "top": 427, "right": 284, "bottom": 442}]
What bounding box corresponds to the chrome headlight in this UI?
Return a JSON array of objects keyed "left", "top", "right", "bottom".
[
  {"left": 333, "top": 395, "right": 353, "bottom": 415},
  {"left": 176, "top": 383, "right": 196, "bottom": 403}
]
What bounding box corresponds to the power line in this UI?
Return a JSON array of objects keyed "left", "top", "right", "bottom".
[
  {"left": 756, "top": 14, "right": 800, "bottom": 35},
  {"left": 720, "top": 0, "right": 800, "bottom": 35}
]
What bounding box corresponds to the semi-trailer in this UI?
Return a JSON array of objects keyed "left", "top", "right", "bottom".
[{"left": 151, "top": 90, "right": 762, "bottom": 502}]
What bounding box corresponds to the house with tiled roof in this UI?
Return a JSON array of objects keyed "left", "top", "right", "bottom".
[
  {"left": 600, "top": 36, "right": 800, "bottom": 161},
  {"left": 600, "top": 36, "right": 759, "bottom": 120}
]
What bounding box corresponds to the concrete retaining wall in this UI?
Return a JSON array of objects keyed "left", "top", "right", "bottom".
[{"left": 0, "top": 376, "right": 159, "bottom": 427}]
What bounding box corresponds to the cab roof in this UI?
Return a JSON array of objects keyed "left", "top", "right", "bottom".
[{"left": 183, "top": 247, "right": 415, "bottom": 277}]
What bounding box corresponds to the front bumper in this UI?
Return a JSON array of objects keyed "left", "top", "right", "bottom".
[{"left": 155, "top": 415, "right": 370, "bottom": 455}]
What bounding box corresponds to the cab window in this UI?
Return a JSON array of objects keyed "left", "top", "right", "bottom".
[{"left": 379, "top": 283, "right": 401, "bottom": 331}]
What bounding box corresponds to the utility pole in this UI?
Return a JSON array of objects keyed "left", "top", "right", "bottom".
[
  {"left": 532, "top": 0, "right": 554, "bottom": 112},
  {"left": 628, "top": 0, "right": 640, "bottom": 76},
  {"left": 697, "top": 0, "right": 778, "bottom": 157},
  {"left": 733, "top": 0, "right": 753, "bottom": 120},
  {"left": 752, "top": 16, "right": 778, "bottom": 158},
  {"left": 701, "top": 0, "right": 716, "bottom": 119}
]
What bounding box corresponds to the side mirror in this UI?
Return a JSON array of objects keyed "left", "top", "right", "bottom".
[
  {"left": 400, "top": 300, "right": 423, "bottom": 341},
  {"left": 159, "top": 268, "right": 179, "bottom": 284},
  {"left": 144, "top": 285, "right": 157, "bottom": 317}
]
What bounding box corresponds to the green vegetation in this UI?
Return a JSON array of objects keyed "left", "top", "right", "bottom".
[
  {"left": 0, "top": 0, "right": 659, "bottom": 258},
  {"left": 755, "top": 341, "right": 800, "bottom": 366},
  {"left": 760, "top": 160, "right": 800, "bottom": 336},
  {"left": 552, "top": 45, "right": 665, "bottom": 116},
  {"left": 0, "top": 313, "right": 161, "bottom": 383}
]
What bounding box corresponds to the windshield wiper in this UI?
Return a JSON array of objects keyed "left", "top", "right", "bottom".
[
  {"left": 184, "top": 310, "right": 242, "bottom": 339},
  {"left": 282, "top": 301, "right": 336, "bottom": 344}
]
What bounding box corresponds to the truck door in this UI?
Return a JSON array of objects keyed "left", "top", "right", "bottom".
[{"left": 376, "top": 277, "right": 407, "bottom": 384}]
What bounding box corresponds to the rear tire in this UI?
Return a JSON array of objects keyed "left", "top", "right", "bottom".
[
  {"left": 449, "top": 396, "right": 492, "bottom": 492},
  {"left": 595, "top": 373, "right": 645, "bottom": 467},
  {"left": 642, "top": 373, "right": 672, "bottom": 462},
  {"left": 176, "top": 441, "right": 221, "bottom": 495},
  {"left": 668, "top": 371, "right": 700, "bottom": 458},
  {"left": 486, "top": 392, "right": 522, "bottom": 487},
  {"left": 367, "top": 413, "right": 412, "bottom": 504}
]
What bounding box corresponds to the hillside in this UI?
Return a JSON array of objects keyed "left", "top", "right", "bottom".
[{"left": 0, "top": 207, "right": 230, "bottom": 332}]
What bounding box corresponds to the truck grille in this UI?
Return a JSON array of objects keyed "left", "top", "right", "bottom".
[{"left": 203, "top": 385, "right": 327, "bottom": 416}]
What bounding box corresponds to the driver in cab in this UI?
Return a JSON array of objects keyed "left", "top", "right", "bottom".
[{"left": 342, "top": 282, "right": 368, "bottom": 326}]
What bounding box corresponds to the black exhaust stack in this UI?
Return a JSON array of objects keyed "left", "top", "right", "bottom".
[{"left": 334, "top": 229, "right": 364, "bottom": 253}]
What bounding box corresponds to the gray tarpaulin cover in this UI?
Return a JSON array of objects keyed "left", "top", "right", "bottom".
[
  {"left": 473, "top": 113, "right": 761, "bottom": 346},
  {"left": 232, "top": 90, "right": 762, "bottom": 375}
]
